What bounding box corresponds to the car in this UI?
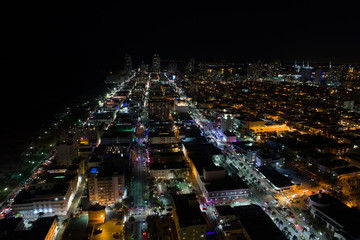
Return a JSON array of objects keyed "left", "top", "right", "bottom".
[{"left": 94, "top": 228, "right": 102, "bottom": 234}]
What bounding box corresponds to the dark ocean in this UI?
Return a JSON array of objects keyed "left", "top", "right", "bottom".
[{"left": 0, "top": 66, "right": 109, "bottom": 167}]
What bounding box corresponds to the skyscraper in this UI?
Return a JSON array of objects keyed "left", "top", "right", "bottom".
[
  {"left": 148, "top": 96, "right": 170, "bottom": 120},
  {"left": 152, "top": 54, "right": 161, "bottom": 72},
  {"left": 247, "top": 60, "right": 264, "bottom": 80},
  {"left": 168, "top": 61, "right": 177, "bottom": 73},
  {"left": 267, "top": 60, "right": 280, "bottom": 78},
  {"left": 326, "top": 65, "right": 344, "bottom": 87},
  {"left": 124, "top": 54, "right": 132, "bottom": 73},
  {"left": 185, "top": 58, "right": 196, "bottom": 74}
]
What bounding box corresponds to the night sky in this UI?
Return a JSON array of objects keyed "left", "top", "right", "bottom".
[
  {"left": 5, "top": 1, "right": 360, "bottom": 74},
  {"left": 1, "top": 1, "right": 359, "bottom": 154}
]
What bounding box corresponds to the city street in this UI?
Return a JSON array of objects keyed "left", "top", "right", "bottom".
[
  {"left": 129, "top": 77, "right": 150, "bottom": 240},
  {"left": 167, "top": 73, "right": 323, "bottom": 240}
]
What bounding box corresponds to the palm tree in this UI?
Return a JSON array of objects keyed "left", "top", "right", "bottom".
[
  {"left": 62, "top": 218, "right": 69, "bottom": 227},
  {"left": 309, "top": 233, "right": 316, "bottom": 239},
  {"left": 279, "top": 220, "right": 284, "bottom": 228},
  {"left": 128, "top": 216, "right": 135, "bottom": 223}
]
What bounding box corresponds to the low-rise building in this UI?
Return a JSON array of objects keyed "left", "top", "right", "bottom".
[
  {"left": 214, "top": 205, "right": 237, "bottom": 224},
  {"left": 149, "top": 161, "right": 188, "bottom": 179},
  {"left": 148, "top": 131, "right": 176, "bottom": 144},
  {"left": 12, "top": 182, "right": 75, "bottom": 219},
  {"left": 233, "top": 141, "right": 258, "bottom": 165},
  {"left": 308, "top": 193, "right": 360, "bottom": 240},
  {"left": 234, "top": 204, "right": 287, "bottom": 240},
  {"left": 331, "top": 166, "right": 360, "bottom": 181},
  {"left": 171, "top": 194, "right": 207, "bottom": 240},
  {"left": 258, "top": 166, "right": 295, "bottom": 191},
  {"left": 88, "top": 204, "right": 106, "bottom": 225},
  {"left": 204, "top": 174, "right": 249, "bottom": 204}
]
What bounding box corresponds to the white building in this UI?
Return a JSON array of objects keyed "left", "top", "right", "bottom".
[{"left": 12, "top": 181, "right": 77, "bottom": 219}]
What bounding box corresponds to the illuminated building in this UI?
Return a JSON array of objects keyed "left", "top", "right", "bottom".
[
  {"left": 171, "top": 194, "right": 207, "bottom": 240},
  {"left": 220, "top": 114, "right": 234, "bottom": 132},
  {"left": 149, "top": 161, "right": 188, "bottom": 179},
  {"left": 233, "top": 141, "right": 258, "bottom": 165},
  {"left": 247, "top": 60, "right": 264, "bottom": 80},
  {"left": 55, "top": 133, "right": 78, "bottom": 167},
  {"left": 12, "top": 182, "right": 76, "bottom": 219},
  {"left": 308, "top": 193, "right": 360, "bottom": 239},
  {"left": 152, "top": 54, "right": 161, "bottom": 72},
  {"left": 174, "top": 99, "right": 189, "bottom": 112},
  {"left": 88, "top": 166, "right": 125, "bottom": 206},
  {"left": 148, "top": 131, "right": 176, "bottom": 144},
  {"left": 185, "top": 58, "right": 196, "bottom": 74},
  {"left": 203, "top": 170, "right": 249, "bottom": 204},
  {"left": 267, "top": 60, "right": 280, "bottom": 78},
  {"left": 248, "top": 124, "right": 290, "bottom": 136},
  {"left": 124, "top": 54, "right": 132, "bottom": 73},
  {"left": 326, "top": 65, "right": 344, "bottom": 87},
  {"left": 148, "top": 97, "right": 171, "bottom": 120}
]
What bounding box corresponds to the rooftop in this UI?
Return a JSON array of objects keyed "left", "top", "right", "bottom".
[
  {"left": 172, "top": 194, "right": 207, "bottom": 228},
  {"left": 234, "top": 205, "right": 287, "bottom": 240},
  {"left": 205, "top": 176, "right": 248, "bottom": 192},
  {"left": 258, "top": 166, "right": 293, "bottom": 189}
]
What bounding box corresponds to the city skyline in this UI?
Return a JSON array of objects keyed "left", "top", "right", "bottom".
[
  {"left": 1, "top": 2, "right": 360, "bottom": 239},
  {"left": 1, "top": 63, "right": 359, "bottom": 239}
]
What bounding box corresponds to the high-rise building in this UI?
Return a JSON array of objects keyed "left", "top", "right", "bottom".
[
  {"left": 185, "top": 58, "right": 196, "bottom": 74},
  {"left": 88, "top": 166, "right": 125, "bottom": 206},
  {"left": 198, "top": 61, "right": 209, "bottom": 75},
  {"left": 148, "top": 96, "right": 171, "bottom": 120},
  {"left": 302, "top": 68, "right": 313, "bottom": 82},
  {"left": 140, "top": 61, "right": 149, "bottom": 73},
  {"left": 267, "top": 60, "right": 280, "bottom": 78},
  {"left": 326, "top": 65, "right": 344, "bottom": 87},
  {"left": 221, "top": 114, "right": 234, "bottom": 132},
  {"left": 168, "top": 61, "right": 177, "bottom": 73},
  {"left": 247, "top": 60, "right": 264, "bottom": 80},
  {"left": 55, "top": 133, "right": 78, "bottom": 167},
  {"left": 314, "top": 69, "right": 324, "bottom": 84},
  {"left": 124, "top": 54, "right": 132, "bottom": 73},
  {"left": 152, "top": 54, "right": 161, "bottom": 72}
]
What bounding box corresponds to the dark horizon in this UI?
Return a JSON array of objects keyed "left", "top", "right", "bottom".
[
  {"left": 4, "top": 1, "right": 360, "bottom": 74},
  {"left": 2, "top": 1, "right": 360, "bottom": 133}
]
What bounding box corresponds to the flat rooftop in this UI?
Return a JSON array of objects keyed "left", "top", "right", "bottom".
[
  {"left": 215, "top": 205, "right": 236, "bottom": 217},
  {"left": 258, "top": 166, "right": 293, "bottom": 189},
  {"left": 205, "top": 176, "right": 248, "bottom": 192},
  {"left": 234, "top": 205, "right": 287, "bottom": 240},
  {"left": 172, "top": 194, "right": 206, "bottom": 228},
  {"left": 333, "top": 166, "right": 360, "bottom": 175}
]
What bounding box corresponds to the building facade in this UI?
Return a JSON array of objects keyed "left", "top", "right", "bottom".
[{"left": 88, "top": 167, "right": 125, "bottom": 206}]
